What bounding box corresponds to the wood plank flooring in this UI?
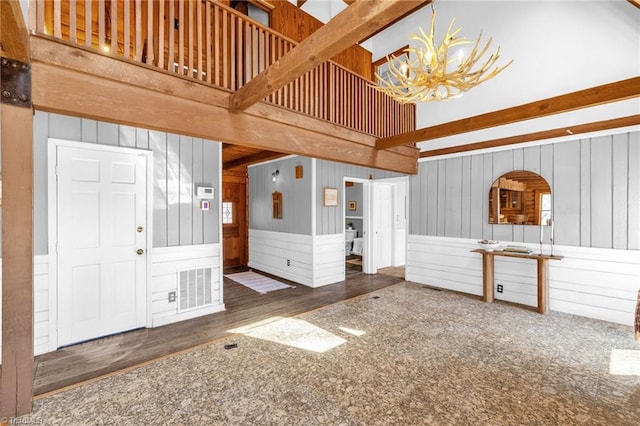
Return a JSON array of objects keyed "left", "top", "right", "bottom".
[{"left": 32, "top": 269, "right": 403, "bottom": 396}]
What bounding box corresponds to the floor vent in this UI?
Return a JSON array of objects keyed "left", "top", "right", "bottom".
[{"left": 178, "top": 267, "right": 213, "bottom": 312}]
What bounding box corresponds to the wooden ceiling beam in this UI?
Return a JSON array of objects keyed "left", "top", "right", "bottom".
[
  {"left": 378, "top": 76, "right": 640, "bottom": 150},
  {"left": 30, "top": 36, "right": 418, "bottom": 173},
  {"left": 628, "top": 0, "right": 640, "bottom": 9},
  {"left": 224, "top": 150, "right": 286, "bottom": 170},
  {"left": 419, "top": 115, "right": 640, "bottom": 158},
  {"left": 0, "top": 0, "right": 30, "bottom": 62},
  {"left": 229, "top": 0, "right": 427, "bottom": 112},
  {"left": 31, "top": 62, "right": 418, "bottom": 174}
]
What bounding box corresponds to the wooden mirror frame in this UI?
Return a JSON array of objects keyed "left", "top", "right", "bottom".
[{"left": 488, "top": 170, "right": 551, "bottom": 225}]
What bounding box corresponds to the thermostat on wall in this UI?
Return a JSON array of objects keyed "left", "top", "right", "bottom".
[{"left": 196, "top": 186, "right": 215, "bottom": 200}]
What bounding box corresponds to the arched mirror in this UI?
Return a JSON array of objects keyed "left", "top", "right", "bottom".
[{"left": 488, "top": 171, "right": 551, "bottom": 225}]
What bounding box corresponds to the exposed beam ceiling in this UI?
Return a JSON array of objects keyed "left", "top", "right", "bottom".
[
  {"left": 229, "top": 0, "right": 427, "bottom": 112},
  {"left": 31, "top": 37, "right": 419, "bottom": 174},
  {"left": 419, "top": 115, "right": 640, "bottom": 158},
  {"left": 628, "top": 0, "right": 640, "bottom": 9},
  {"left": 224, "top": 150, "right": 286, "bottom": 170},
  {"left": 377, "top": 76, "right": 640, "bottom": 150}
]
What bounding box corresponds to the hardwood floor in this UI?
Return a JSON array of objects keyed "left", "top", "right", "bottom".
[{"left": 32, "top": 269, "right": 403, "bottom": 396}]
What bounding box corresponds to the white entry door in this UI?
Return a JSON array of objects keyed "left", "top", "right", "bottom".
[
  {"left": 374, "top": 183, "right": 394, "bottom": 270},
  {"left": 56, "top": 144, "right": 147, "bottom": 347}
]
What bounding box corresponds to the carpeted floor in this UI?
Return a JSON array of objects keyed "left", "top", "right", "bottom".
[{"left": 24, "top": 282, "right": 640, "bottom": 425}]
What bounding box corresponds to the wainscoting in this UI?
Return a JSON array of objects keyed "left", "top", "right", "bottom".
[
  {"left": 248, "top": 229, "right": 346, "bottom": 287},
  {"left": 0, "top": 255, "right": 50, "bottom": 356},
  {"left": 406, "top": 235, "right": 640, "bottom": 325},
  {"left": 150, "top": 244, "right": 224, "bottom": 327}
]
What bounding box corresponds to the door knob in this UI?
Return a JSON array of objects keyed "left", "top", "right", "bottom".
[
  {"left": 137, "top": 226, "right": 144, "bottom": 233},
  {"left": 137, "top": 249, "right": 144, "bottom": 255}
]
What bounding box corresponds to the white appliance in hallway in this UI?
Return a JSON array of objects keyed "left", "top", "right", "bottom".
[{"left": 53, "top": 142, "right": 149, "bottom": 347}]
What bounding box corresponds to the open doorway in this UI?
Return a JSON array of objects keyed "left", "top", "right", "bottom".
[
  {"left": 372, "top": 177, "right": 408, "bottom": 278},
  {"left": 344, "top": 180, "right": 365, "bottom": 276}
]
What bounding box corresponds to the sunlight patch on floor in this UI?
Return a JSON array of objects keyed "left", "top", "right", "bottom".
[
  {"left": 609, "top": 349, "right": 640, "bottom": 376},
  {"left": 229, "top": 317, "right": 347, "bottom": 353},
  {"left": 338, "top": 326, "right": 366, "bottom": 337}
]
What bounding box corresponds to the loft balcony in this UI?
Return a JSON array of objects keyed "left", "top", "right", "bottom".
[{"left": 28, "top": 0, "right": 417, "bottom": 171}]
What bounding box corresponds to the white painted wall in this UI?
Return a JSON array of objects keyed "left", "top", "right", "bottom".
[
  {"left": 406, "top": 235, "right": 640, "bottom": 326},
  {"left": 368, "top": 1, "right": 639, "bottom": 148}
]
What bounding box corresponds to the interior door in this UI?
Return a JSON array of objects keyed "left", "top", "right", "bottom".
[
  {"left": 374, "top": 183, "right": 394, "bottom": 270},
  {"left": 56, "top": 144, "right": 147, "bottom": 347},
  {"left": 222, "top": 173, "right": 248, "bottom": 268}
]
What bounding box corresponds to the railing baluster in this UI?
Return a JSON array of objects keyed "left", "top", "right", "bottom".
[
  {"left": 158, "top": 0, "right": 165, "bottom": 69},
  {"left": 146, "top": 0, "right": 153, "bottom": 64},
  {"left": 178, "top": 0, "right": 184, "bottom": 74},
  {"left": 69, "top": 0, "right": 76, "bottom": 43},
  {"left": 188, "top": 0, "right": 194, "bottom": 77},
  {"left": 53, "top": 0, "right": 61, "bottom": 38},
  {"left": 111, "top": 0, "right": 117, "bottom": 53},
  {"left": 206, "top": 1, "right": 212, "bottom": 84},
  {"left": 169, "top": 0, "right": 175, "bottom": 71},
  {"left": 124, "top": 0, "right": 130, "bottom": 58},
  {"left": 37, "top": 0, "right": 413, "bottom": 138},
  {"left": 135, "top": 0, "right": 141, "bottom": 60},
  {"left": 197, "top": 0, "right": 203, "bottom": 81}
]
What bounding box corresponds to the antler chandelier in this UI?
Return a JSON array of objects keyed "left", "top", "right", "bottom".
[{"left": 374, "top": 6, "right": 512, "bottom": 104}]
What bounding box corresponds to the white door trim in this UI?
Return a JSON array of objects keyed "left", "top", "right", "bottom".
[
  {"left": 47, "top": 138, "right": 153, "bottom": 350},
  {"left": 342, "top": 177, "right": 374, "bottom": 274}
]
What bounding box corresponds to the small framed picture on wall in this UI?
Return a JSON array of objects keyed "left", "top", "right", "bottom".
[
  {"left": 323, "top": 187, "right": 338, "bottom": 206},
  {"left": 348, "top": 201, "right": 357, "bottom": 211}
]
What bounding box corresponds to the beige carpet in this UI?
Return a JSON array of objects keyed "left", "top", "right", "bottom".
[{"left": 25, "top": 282, "right": 640, "bottom": 425}]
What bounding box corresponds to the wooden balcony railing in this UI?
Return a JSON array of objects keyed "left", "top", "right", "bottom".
[{"left": 31, "top": 0, "right": 415, "bottom": 138}]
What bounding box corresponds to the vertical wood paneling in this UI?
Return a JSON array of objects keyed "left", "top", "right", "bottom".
[
  {"left": 192, "top": 138, "right": 204, "bottom": 245},
  {"left": 179, "top": 136, "right": 194, "bottom": 245},
  {"left": 426, "top": 162, "right": 438, "bottom": 236},
  {"left": 628, "top": 132, "right": 640, "bottom": 250},
  {"left": 444, "top": 158, "right": 463, "bottom": 237},
  {"left": 97, "top": 122, "right": 118, "bottom": 145},
  {"left": 150, "top": 131, "right": 168, "bottom": 247},
  {"left": 412, "top": 131, "right": 639, "bottom": 250},
  {"left": 590, "top": 136, "right": 613, "bottom": 248},
  {"left": 166, "top": 134, "right": 181, "bottom": 246},
  {"left": 612, "top": 133, "right": 628, "bottom": 250},
  {"left": 34, "top": 113, "right": 221, "bottom": 253},
  {"left": 80, "top": 118, "right": 98, "bottom": 143},
  {"left": 469, "top": 155, "right": 484, "bottom": 238},
  {"left": 146, "top": 0, "right": 154, "bottom": 65},
  {"left": 553, "top": 141, "right": 580, "bottom": 245},
  {"left": 203, "top": 141, "right": 219, "bottom": 244},
  {"left": 135, "top": 128, "right": 149, "bottom": 149},
  {"left": 461, "top": 156, "right": 472, "bottom": 238},
  {"left": 118, "top": 125, "right": 136, "bottom": 148},
  {"left": 579, "top": 138, "right": 591, "bottom": 247},
  {"left": 178, "top": 0, "right": 185, "bottom": 74}
]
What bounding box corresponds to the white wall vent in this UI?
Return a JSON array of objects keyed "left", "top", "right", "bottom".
[{"left": 178, "top": 267, "right": 213, "bottom": 312}]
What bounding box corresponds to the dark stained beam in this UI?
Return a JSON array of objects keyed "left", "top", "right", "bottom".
[
  {"left": 224, "top": 150, "right": 286, "bottom": 170},
  {"left": 628, "top": 1, "right": 640, "bottom": 9},
  {"left": 420, "top": 115, "right": 640, "bottom": 158},
  {"left": 229, "top": 0, "right": 427, "bottom": 112},
  {"left": 378, "top": 76, "right": 640, "bottom": 150}
]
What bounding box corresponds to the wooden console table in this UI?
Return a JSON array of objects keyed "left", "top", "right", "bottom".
[{"left": 471, "top": 249, "right": 563, "bottom": 314}]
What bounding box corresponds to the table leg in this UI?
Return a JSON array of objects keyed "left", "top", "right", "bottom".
[
  {"left": 537, "top": 258, "right": 549, "bottom": 314},
  {"left": 482, "top": 253, "right": 494, "bottom": 303}
]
